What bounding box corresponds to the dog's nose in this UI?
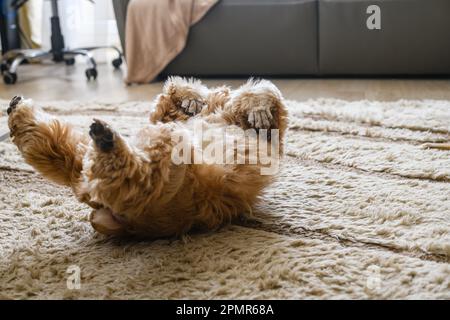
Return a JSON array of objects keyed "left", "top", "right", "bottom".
[{"left": 7, "top": 95, "right": 22, "bottom": 115}]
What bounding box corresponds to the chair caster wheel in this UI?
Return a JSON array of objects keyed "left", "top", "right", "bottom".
[
  {"left": 112, "top": 57, "right": 122, "bottom": 69},
  {"left": 3, "top": 71, "right": 17, "bottom": 85},
  {"left": 65, "top": 58, "right": 75, "bottom": 66},
  {"left": 85, "top": 68, "right": 97, "bottom": 81},
  {"left": 1, "top": 62, "right": 8, "bottom": 74}
]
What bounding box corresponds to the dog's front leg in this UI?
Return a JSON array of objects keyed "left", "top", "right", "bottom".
[{"left": 150, "top": 77, "right": 211, "bottom": 123}]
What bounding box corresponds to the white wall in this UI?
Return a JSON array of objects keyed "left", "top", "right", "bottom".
[{"left": 41, "top": 0, "right": 121, "bottom": 63}]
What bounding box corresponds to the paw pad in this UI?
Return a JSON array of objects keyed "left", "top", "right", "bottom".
[
  {"left": 89, "top": 119, "right": 115, "bottom": 152},
  {"left": 7, "top": 95, "right": 22, "bottom": 115}
]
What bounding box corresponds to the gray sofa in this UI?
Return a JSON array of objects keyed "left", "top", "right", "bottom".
[{"left": 113, "top": 0, "right": 450, "bottom": 76}]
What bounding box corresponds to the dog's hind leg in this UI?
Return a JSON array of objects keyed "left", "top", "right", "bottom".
[
  {"left": 86, "top": 119, "right": 187, "bottom": 236},
  {"left": 87, "top": 119, "right": 177, "bottom": 210},
  {"left": 85, "top": 119, "right": 147, "bottom": 235},
  {"left": 7, "top": 96, "right": 87, "bottom": 186}
]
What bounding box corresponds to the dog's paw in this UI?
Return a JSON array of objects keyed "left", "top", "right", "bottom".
[
  {"left": 89, "top": 119, "right": 115, "bottom": 152},
  {"left": 248, "top": 105, "right": 273, "bottom": 130},
  {"left": 179, "top": 98, "right": 204, "bottom": 116},
  {"left": 7, "top": 95, "right": 23, "bottom": 115},
  {"left": 7, "top": 96, "right": 37, "bottom": 139}
]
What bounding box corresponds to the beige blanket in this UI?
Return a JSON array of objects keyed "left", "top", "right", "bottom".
[{"left": 125, "top": 0, "right": 218, "bottom": 84}]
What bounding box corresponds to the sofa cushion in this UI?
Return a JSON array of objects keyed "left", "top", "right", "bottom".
[
  {"left": 319, "top": 0, "right": 450, "bottom": 75},
  {"left": 163, "top": 0, "right": 318, "bottom": 76}
]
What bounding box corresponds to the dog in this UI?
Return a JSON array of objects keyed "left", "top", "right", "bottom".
[{"left": 7, "top": 77, "right": 288, "bottom": 238}]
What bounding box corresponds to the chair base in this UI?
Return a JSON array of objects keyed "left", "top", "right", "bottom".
[{"left": 0, "top": 46, "right": 123, "bottom": 84}]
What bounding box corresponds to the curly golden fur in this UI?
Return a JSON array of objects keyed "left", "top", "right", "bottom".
[{"left": 7, "top": 78, "right": 288, "bottom": 238}]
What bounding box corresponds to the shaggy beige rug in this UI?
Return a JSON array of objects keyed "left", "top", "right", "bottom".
[{"left": 0, "top": 98, "right": 449, "bottom": 299}]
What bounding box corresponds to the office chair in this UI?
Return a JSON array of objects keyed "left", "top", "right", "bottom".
[{"left": 0, "top": 0, "right": 123, "bottom": 84}]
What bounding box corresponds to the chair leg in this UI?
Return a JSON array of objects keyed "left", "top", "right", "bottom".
[
  {"left": 63, "top": 49, "right": 97, "bottom": 69},
  {"left": 2, "top": 49, "right": 52, "bottom": 84},
  {"left": 75, "top": 45, "right": 123, "bottom": 69},
  {"left": 1, "top": 50, "right": 24, "bottom": 75},
  {"left": 77, "top": 45, "right": 122, "bottom": 57},
  {"left": 8, "top": 51, "right": 52, "bottom": 73},
  {"left": 63, "top": 49, "right": 98, "bottom": 80},
  {"left": 1, "top": 45, "right": 122, "bottom": 84}
]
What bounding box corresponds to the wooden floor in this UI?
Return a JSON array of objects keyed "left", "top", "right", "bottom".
[{"left": 1, "top": 62, "right": 450, "bottom": 102}]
